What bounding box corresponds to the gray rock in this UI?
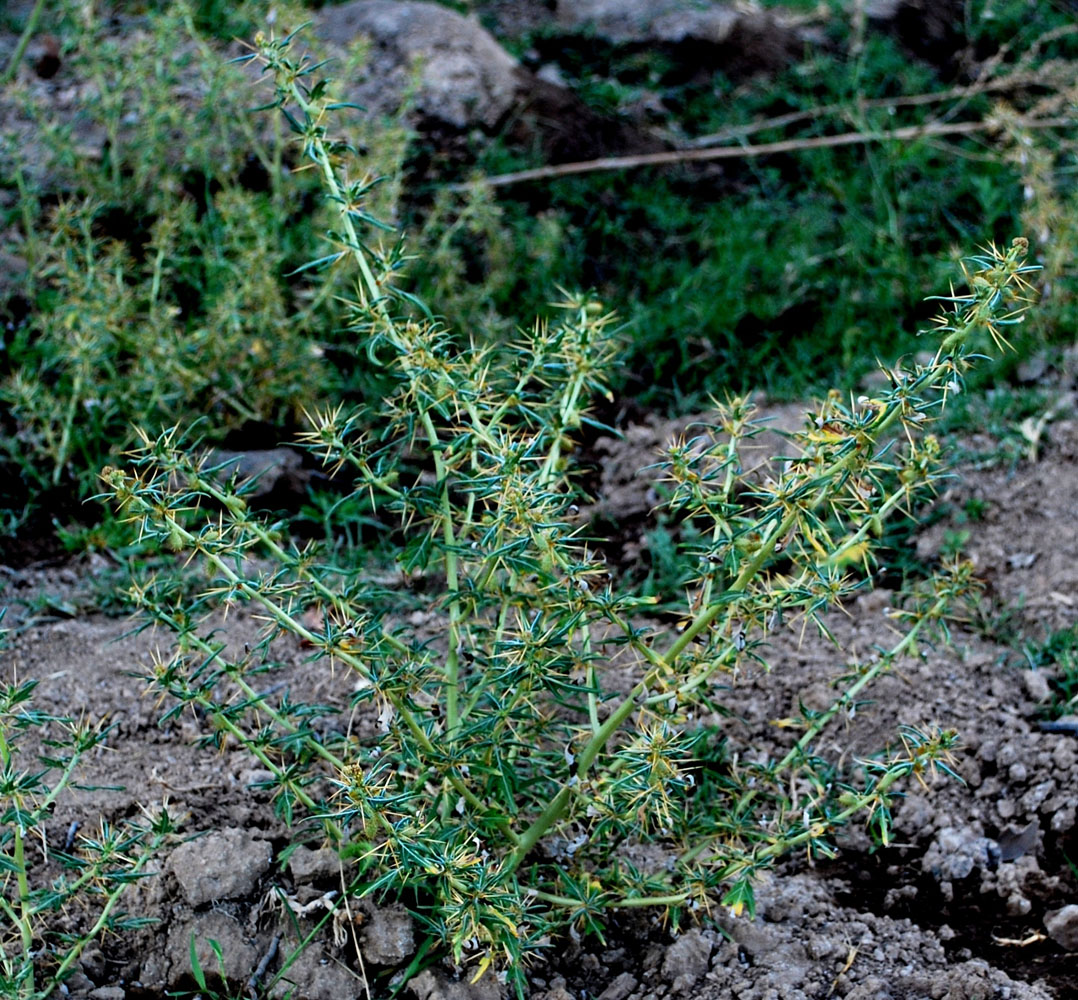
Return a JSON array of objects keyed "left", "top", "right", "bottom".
[
  {"left": 536, "top": 977, "right": 574, "bottom": 1000},
  {"left": 79, "top": 945, "right": 107, "bottom": 983},
  {"left": 408, "top": 967, "right": 506, "bottom": 1000},
  {"left": 269, "top": 942, "right": 363, "bottom": 1000},
  {"left": 554, "top": 0, "right": 814, "bottom": 74},
  {"left": 1052, "top": 805, "right": 1076, "bottom": 833},
  {"left": 314, "top": 1, "right": 520, "bottom": 129},
  {"left": 361, "top": 903, "right": 416, "bottom": 965},
  {"left": 661, "top": 928, "right": 711, "bottom": 985},
  {"left": 89, "top": 989, "right": 126, "bottom": 1000},
  {"left": 1045, "top": 904, "right": 1078, "bottom": 950},
  {"left": 921, "top": 826, "right": 1000, "bottom": 882},
  {"left": 168, "top": 828, "right": 272, "bottom": 906},
  {"left": 1022, "top": 668, "right": 1052, "bottom": 703},
  {"left": 557, "top": 0, "right": 740, "bottom": 45},
  {"left": 845, "top": 979, "right": 894, "bottom": 1000},
  {"left": 63, "top": 971, "right": 96, "bottom": 994}
]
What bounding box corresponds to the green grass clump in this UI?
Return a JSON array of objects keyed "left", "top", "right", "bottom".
[
  {"left": 1024, "top": 625, "right": 1078, "bottom": 719},
  {"left": 101, "top": 28, "right": 1040, "bottom": 994},
  {"left": 410, "top": 5, "right": 1078, "bottom": 407}
]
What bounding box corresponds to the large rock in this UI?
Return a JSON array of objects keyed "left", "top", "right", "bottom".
[
  {"left": 556, "top": 0, "right": 741, "bottom": 45},
  {"left": 1045, "top": 904, "right": 1078, "bottom": 951},
  {"left": 314, "top": 1, "right": 520, "bottom": 130},
  {"left": 554, "top": 0, "right": 815, "bottom": 74}
]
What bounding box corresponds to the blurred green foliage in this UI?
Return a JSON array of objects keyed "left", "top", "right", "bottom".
[{"left": 409, "top": 2, "right": 1078, "bottom": 406}]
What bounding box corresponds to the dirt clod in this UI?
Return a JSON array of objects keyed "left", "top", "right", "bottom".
[
  {"left": 167, "top": 909, "right": 261, "bottom": 986},
  {"left": 921, "top": 826, "right": 1000, "bottom": 883},
  {"left": 360, "top": 902, "right": 416, "bottom": 965},
  {"left": 168, "top": 828, "right": 272, "bottom": 906},
  {"left": 288, "top": 844, "right": 341, "bottom": 883},
  {"left": 1044, "top": 905, "right": 1078, "bottom": 951},
  {"left": 661, "top": 928, "right": 712, "bottom": 988},
  {"left": 269, "top": 939, "right": 364, "bottom": 1000},
  {"left": 88, "top": 988, "right": 125, "bottom": 1000},
  {"left": 408, "top": 968, "right": 507, "bottom": 1000},
  {"left": 598, "top": 971, "right": 639, "bottom": 1000}
]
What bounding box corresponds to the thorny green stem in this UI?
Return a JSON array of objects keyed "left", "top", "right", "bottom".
[
  {"left": 679, "top": 758, "right": 915, "bottom": 875},
  {"left": 285, "top": 72, "right": 471, "bottom": 743},
  {"left": 506, "top": 786, "right": 571, "bottom": 874},
  {"left": 283, "top": 79, "right": 385, "bottom": 323},
  {"left": 195, "top": 694, "right": 343, "bottom": 836},
  {"left": 503, "top": 269, "right": 1016, "bottom": 872},
  {"left": 12, "top": 821, "right": 32, "bottom": 995},
  {"left": 663, "top": 395, "right": 906, "bottom": 665},
  {"left": 119, "top": 450, "right": 519, "bottom": 840},
  {"left": 643, "top": 484, "right": 915, "bottom": 707},
  {"left": 772, "top": 591, "right": 948, "bottom": 778},
  {"left": 699, "top": 427, "right": 741, "bottom": 611},
  {"left": 144, "top": 602, "right": 349, "bottom": 773},
  {"left": 0, "top": 726, "right": 33, "bottom": 991},
  {"left": 0, "top": 719, "right": 99, "bottom": 997},
  {"left": 532, "top": 889, "right": 688, "bottom": 910},
  {"left": 42, "top": 826, "right": 170, "bottom": 996},
  {"left": 0, "top": 0, "right": 47, "bottom": 86},
  {"left": 174, "top": 509, "right": 515, "bottom": 838},
  {"left": 424, "top": 410, "right": 463, "bottom": 741}
]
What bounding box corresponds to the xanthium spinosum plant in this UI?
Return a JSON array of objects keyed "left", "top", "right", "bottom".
[{"left": 100, "top": 27, "right": 1039, "bottom": 990}]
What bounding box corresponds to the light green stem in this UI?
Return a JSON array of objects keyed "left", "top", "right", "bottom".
[
  {"left": 773, "top": 592, "right": 947, "bottom": 778},
  {"left": 41, "top": 828, "right": 166, "bottom": 996},
  {"left": 0, "top": 0, "right": 47, "bottom": 86}
]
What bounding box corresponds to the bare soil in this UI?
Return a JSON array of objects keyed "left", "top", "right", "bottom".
[{"left": 5, "top": 384, "right": 1078, "bottom": 1000}]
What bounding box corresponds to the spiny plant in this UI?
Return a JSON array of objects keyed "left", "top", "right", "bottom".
[
  {"left": 101, "top": 27, "right": 1039, "bottom": 993},
  {"left": 0, "top": 616, "right": 173, "bottom": 999},
  {"left": 0, "top": 0, "right": 407, "bottom": 537}
]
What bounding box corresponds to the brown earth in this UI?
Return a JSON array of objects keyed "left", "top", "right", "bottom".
[{"left": 5, "top": 380, "right": 1078, "bottom": 1000}]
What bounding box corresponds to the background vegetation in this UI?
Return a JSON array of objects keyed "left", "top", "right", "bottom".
[{"left": 2, "top": 0, "right": 1077, "bottom": 553}]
